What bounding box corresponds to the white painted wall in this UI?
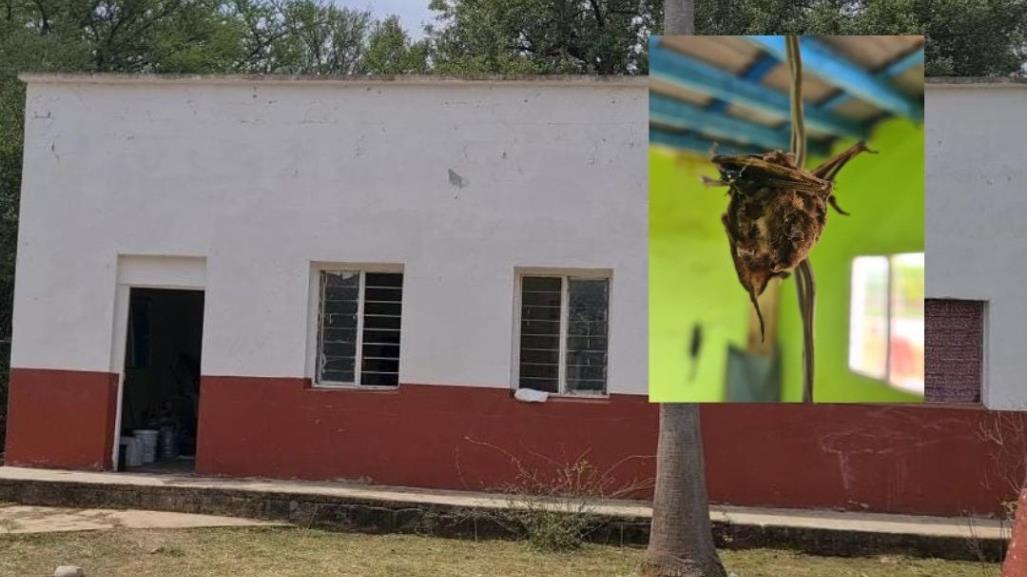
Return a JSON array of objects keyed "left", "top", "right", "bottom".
[
  {"left": 926, "top": 81, "right": 1027, "bottom": 410},
  {"left": 12, "top": 76, "right": 649, "bottom": 395}
]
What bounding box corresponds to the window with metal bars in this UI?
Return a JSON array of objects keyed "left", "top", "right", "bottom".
[
  {"left": 516, "top": 274, "right": 609, "bottom": 395},
  {"left": 316, "top": 270, "right": 403, "bottom": 387}
]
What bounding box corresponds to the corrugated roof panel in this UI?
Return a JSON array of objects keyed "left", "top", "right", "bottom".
[
  {"left": 831, "top": 97, "right": 882, "bottom": 121},
  {"left": 659, "top": 36, "right": 762, "bottom": 74},
  {"left": 649, "top": 78, "right": 713, "bottom": 106},
  {"left": 761, "top": 63, "right": 838, "bottom": 102},
  {"left": 725, "top": 102, "right": 783, "bottom": 127}
]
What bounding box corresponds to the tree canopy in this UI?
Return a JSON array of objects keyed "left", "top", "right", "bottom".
[
  {"left": 695, "top": 0, "right": 1027, "bottom": 77},
  {"left": 427, "top": 0, "right": 661, "bottom": 74},
  {"left": 423, "top": 0, "right": 1026, "bottom": 76}
]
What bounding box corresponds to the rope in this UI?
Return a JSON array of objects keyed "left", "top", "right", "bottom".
[{"left": 787, "top": 35, "right": 815, "bottom": 403}]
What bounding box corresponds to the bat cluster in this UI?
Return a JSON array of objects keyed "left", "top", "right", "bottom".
[{"left": 705, "top": 141, "right": 874, "bottom": 338}]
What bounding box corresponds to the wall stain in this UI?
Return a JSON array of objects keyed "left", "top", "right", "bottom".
[{"left": 448, "top": 169, "right": 469, "bottom": 188}]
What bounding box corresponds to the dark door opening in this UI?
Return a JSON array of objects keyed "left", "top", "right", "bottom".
[{"left": 119, "top": 288, "right": 204, "bottom": 473}]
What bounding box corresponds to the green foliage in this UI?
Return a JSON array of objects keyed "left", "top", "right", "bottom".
[
  {"left": 425, "top": 0, "right": 1025, "bottom": 76},
  {"left": 696, "top": 0, "right": 1027, "bottom": 77},
  {"left": 270, "top": 1, "right": 371, "bottom": 75},
  {"left": 427, "top": 0, "right": 661, "bottom": 75},
  {"left": 365, "top": 16, "right": 430, "bottom": 75}
]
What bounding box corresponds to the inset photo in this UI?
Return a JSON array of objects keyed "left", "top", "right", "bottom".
[{"left": 649, "top": 36, "right": 925, "bottom": 403}]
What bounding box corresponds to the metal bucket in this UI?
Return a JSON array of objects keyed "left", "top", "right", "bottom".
[
  {"left": 133, "top": 429, "right": 159, "bottom": 463},
  {"left": 159, "top": 426, "right": 179, "bottom": 461}
]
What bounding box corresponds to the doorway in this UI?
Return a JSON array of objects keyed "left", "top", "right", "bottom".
[{"left": 118, "top": 288, "right": 204, "bottom": 473}]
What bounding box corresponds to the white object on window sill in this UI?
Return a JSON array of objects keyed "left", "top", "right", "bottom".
[{"left": 514, "top": 388, "right": 549, "bottom": 403}]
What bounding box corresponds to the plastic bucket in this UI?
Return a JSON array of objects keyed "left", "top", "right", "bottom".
[
  {"left": 120, "top": 435, "right": 144, "bottom": 467},
  {"left": 133, "top": 429, "right": 159, "bottom": 464}
]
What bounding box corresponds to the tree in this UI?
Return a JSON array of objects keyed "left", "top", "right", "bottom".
[
  {"left": 424, "top": 0, "right": 1026, "bottom": 76},
  {"left": 427, "top": 0, "right": 660, "bottom": 74},
  {"left": 365, "top": 15, "right": 430, "bottom": 75},
  {"left": 272, "top": 1, "right": 371, "bottom": 75},
  {"left": 664, "top": 0, "right": 694, "bottom": 34},
  {"left": 696, "top": 0, "right": 1027, "bottom": 77},
  {"left": 641, "top": 6, "right": 726, "bottom": 576},
  {"left": 643, "top": 406, "right": 726, "bottom": 576}
]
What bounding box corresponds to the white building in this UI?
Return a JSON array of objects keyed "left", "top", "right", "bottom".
[
  {"left": 6, "top": 75, "right": 652, "bottom": 485},
  {"left": 4, "top": 74, "right": 1024, "bottom": 518},
  {"left": 925, "top": 78, "right": 1027, "bottom": 411}
]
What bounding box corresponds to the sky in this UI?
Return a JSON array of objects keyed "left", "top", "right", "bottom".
[{"left": 334, "top": 1, "right": 436, "bottom": 39}]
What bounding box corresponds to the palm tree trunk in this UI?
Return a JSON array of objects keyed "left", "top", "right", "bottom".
[
  {"left": 642, "top": 404, "right": 727, "bottom": 577},
  {"left": 643, "top": 3, "right": 726, "bottom": 576}
]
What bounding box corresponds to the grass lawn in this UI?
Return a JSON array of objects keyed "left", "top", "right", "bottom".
[{"left": 0, "top": 527, "right": 1000, "bottom": 577}]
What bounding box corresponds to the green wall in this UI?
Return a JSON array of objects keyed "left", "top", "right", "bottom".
[
  {"left": 779, "top": 119, "right": 924, "bottom": 403},
  {"left": 649, "top": 118, "right": 924, "bottom": 403},
  {"left": 649, "top": 151, "right": 750, "bottom": 402}
]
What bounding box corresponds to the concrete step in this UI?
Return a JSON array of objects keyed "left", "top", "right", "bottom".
[{"left": 0, "top": 466, "right": 1008, "bottom": 561}]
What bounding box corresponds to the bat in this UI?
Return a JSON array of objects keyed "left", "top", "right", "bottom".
[{"left": 704, "top": 141, "right": 875, "bottom": 338}]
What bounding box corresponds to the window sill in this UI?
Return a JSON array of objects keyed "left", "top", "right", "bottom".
[
  {"left": 309, "top": 380, "right": 400, "bottom": 392},
  {"left": 514, "top": 390, "right": 610, "bottom": 403}
]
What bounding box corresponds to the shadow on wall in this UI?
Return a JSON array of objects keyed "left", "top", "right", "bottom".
[{"left": 649, "top": 117, "right": 924, "bottom": 403}]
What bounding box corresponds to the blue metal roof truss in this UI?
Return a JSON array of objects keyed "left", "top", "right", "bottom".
[{"left": 650, "top": 36, "right": 924, "bottom": 157}]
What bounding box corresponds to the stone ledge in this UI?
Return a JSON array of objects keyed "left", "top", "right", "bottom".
[{"left": 0, "top": 467, "right": 1007, "bottom": 562}]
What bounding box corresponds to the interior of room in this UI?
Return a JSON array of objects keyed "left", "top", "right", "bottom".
[
  {"left": 649, "top": 36, "right": 925, "bottom": 402},
  {"left": 119, "top": 288, "right": 204, "bottom": 471}
]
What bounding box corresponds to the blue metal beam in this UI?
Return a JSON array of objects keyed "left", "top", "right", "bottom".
[
  {"left": 650, "top": 44, "right": 867, "bottom": 140},
  {"left": 743, "top": 52, "right": 781, "bottom": 80},
  {"left": 650, "top": 128, "right": 765, "bottom": 157},
  {"left": 651, "top": 92, "right": 791, "bottom": 151},
  {"left": 651, "top": 92, "right": 830, "bottom": 156},
  {"left": 878, "top": 48, "right": 925, "bottom": 79},
  {"left": 707, "top": 52, "right": 779, "bottom": 114},
  {"left": 749, "top": 36, "right": 923, "bottom": 120},
  {"left": 820, "top": 48, "right": 924, "bottom": 111}
]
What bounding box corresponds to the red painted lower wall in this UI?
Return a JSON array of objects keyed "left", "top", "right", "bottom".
[
  {"left": 6, "top": 368, "right": 1025, "bottom": 517},
  {"left": 195, "top": 376, "right": 659, "bottom": 494},
  {"left": 196, "top": 376, "right": 1025, "bottom": 516},
  {"left": 4, "top": 368, "right": 118, "bottom": 470},
  {"left": 701, "top": 403, "right": 1025, "bottom": 516}
]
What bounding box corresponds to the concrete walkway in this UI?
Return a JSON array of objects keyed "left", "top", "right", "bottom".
[
  {"left": 0, "top": 503, "right": 280, "bottom": 534},
  {"left": 0, "top": 465, "right": 1005, "bottom": 540}
]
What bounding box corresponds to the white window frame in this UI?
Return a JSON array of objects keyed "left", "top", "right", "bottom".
[
  {"left": 512, "top": 268, "right": 612, "bottom": 397},
  {"left": 308, "top": 262, "right": 404, "bottom": 390},
  {"left": 847, "top": 252, "right": 924, "bottom": 394}
]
